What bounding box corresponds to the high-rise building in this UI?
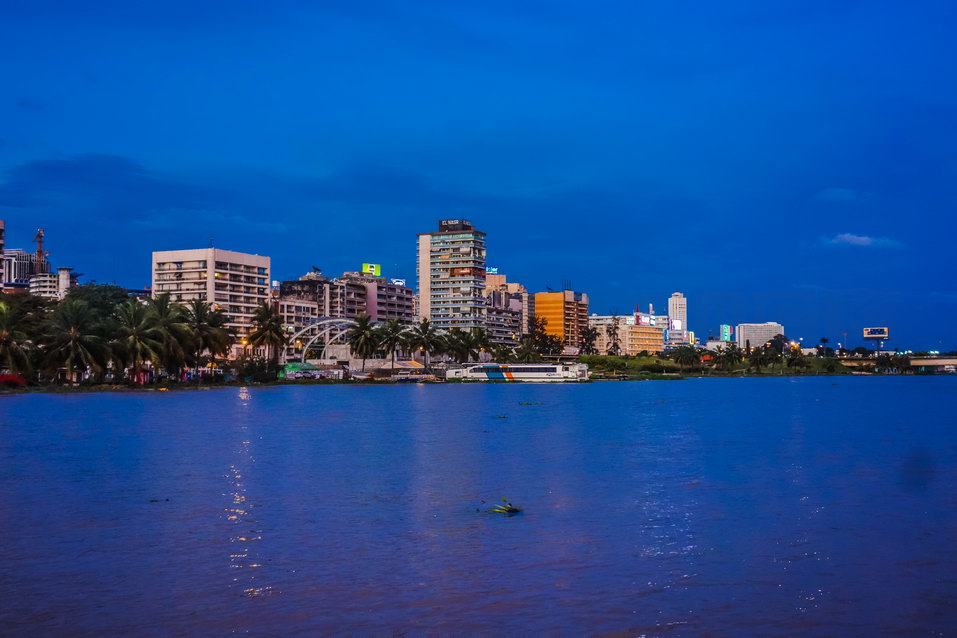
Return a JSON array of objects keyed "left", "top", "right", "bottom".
[
  {"left": 668, "top": 292, "right": 687, "bottom": 330},
  {"left": 534, "top": 290, "right": 589, "bottom": 350},
  {"left": 736, "top": 322, "right": 785, "bottom": 349},
  {"left": 416, "top": 220, "right": 486, "bottom": 330},
  {"left": 152, "top": 248, "right": 270, "bottom": 352},
  {"left": 486, "top": 272, "right": 535, "bottom": 335}
]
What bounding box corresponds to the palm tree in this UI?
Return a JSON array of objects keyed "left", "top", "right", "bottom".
[
  {"left": 717, "top": 343, "right": 744, "bottom": 371},
  {"left": 470, "top": 327, "right": 492, "bottom": 361},
  {"left": 0, "top": 301, "right": 32, "bottom": 377},
  {"left": 346, "top": 314, "right": 379, "bottom": 371},
  {"left": 672, "top": 345, "right": 699, "bottom": 371},
  {"left": 42, "top": 298, "right": 107, "bottom": 384},
  {"left": 514, "top": 337, "right": 541, "bottom": 363},
  {"left": 376, "top": 318, "right": 407, "bottom": 371},
  {"left": 112, "top": 299, "right": 163, "bottom": 385},
  {"left": 747, "top": 347, "right": 765, "bottom": 372},
  {"left": 405, "top": 318, "right": 442, "bottom": 369},
  {"left": 147, "top": 293, "right": 191, "bottom": 378},
  {"left": 491, "top": 343, "right": 514, "bottom": 363},
  {"left": 248, "top": 302, "right": 287, "bottom": 366},
  {"left": 184, "top": 299, "right": 233, "bottom": 372}
]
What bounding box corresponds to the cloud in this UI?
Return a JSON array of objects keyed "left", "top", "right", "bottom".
[
  {"left": 0, "top": 153, "right": 228, "bottom": 215},
  {"left": 824, "top": 233, "right": 903, "bottom": 249}
]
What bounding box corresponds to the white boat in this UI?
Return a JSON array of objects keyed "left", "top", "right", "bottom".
[{"left": 445, "top": 363, "right": 589, "bottom": 382}]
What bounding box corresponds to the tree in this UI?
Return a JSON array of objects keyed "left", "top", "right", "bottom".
[
  {"left": 672, "top": 345, "right": 699, "bottom": 370},
  {"left": 376, "top": 318, "right": 406, "bottom": 371},
  {"left": 405, "top": 319, "right": 442, "bottom": 369},
  {"left": 470, "top": 327, "right": 492, "bottom": 361},
  {"left": 747, "top": 347, "right": 766, "bottom": 372},
  {"left": 247, "top": 302, "right": 287, "bottom": 366},
  {"left": 444, "top": 328, "right": 475, "bottom": 364},
  {"left": 0, "top": 301, "right": 32, "bottom": 376},
  {"left": 112, "top": 299, "right": 163, "bottom": 385},
  {"left": 605, "top": 318, "right": 621, "bottom": 356},
  {"left": 184, "top": 299, "right": 233, "bottom": 371},
  {"left": 42, "top": 299, "right": 108, "bottom": 384},
  {"left": 768, "top": 334, "right": 789, "bottom": 354},
  {"left": 579, "top": 326, "right": 599, "bottom": 355},
  {"left": 528, "top": 315, "right": 563, "bottom": 355},
  {"left": 491, "top": 343, "right": 514, "bottom": 363},
  {"left": 715, "top": 343, "right": 744, "bottom": 371},
  {"left": 346, "top": 314, "right": 379, "bottom": 371},
  {"left": 147, "top": 293, "right": 191, "bottom": 377},
  {"left": 66, "top": 284, "right": 129, "bottom": 319},
  {"left": 514, "top": 337, "right": 541, "bottom": 363}
]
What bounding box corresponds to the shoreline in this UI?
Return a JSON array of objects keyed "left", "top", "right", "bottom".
[{"left": 1, "top": 372, "right": 932, "bottom": 395}]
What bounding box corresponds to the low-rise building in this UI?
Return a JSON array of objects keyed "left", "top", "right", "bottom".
[
  {"left": 29, "top": 267, "right": 77, "bottom": 299},
  {"left": 590, "top": 314, "right": 665, "bottom": 355}
]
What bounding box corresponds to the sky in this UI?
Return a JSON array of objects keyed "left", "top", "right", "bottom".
[{"left": 1, "top": 0, "right": 955, "bottom": 350}]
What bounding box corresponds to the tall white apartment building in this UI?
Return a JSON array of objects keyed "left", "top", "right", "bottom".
[
  {"left": 416, "top": 220, "right": 486, "bottom": 330},
  {"left": 152, "top": 248, "right": 270, "bottom": 347},
  {"left": 668, "top": 292, "right": 687, "bottom": 331},
  {"left": 736, "top": 322, "right": 785, "bottom": 349}
]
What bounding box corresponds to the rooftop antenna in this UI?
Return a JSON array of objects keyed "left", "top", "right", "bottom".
[
  {"left": 208, "top": 237, "right": 215, "bottom": 248},
  {"left": 561, "top": 279, "right": 571, "bottom": 291}
]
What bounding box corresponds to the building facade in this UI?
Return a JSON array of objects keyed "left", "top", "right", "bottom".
[
  {"left": 29, "top": 267, "right": 77, "bottom": 299},
  {"left": 590, "top": 314, "right": 665, "bottom": 355},
  {"left": 486, "top": 272, "right": 535, "bottom": 335},
  {"left": 416, "top": 220, "right": 486, "bottom": 330},
  {"left": 736, "top": 322, "right": 785, "bottom": 349},
  {"left": 534, "top": 290, "right": 589, "bottom": 349},
  {"left": 279, "top": 270, "right": 415, "bottom": 323},
  {"left": 152, "top": 248, "right": 270, "bottom": 349}
]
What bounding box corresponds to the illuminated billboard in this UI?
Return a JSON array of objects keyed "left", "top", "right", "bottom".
[
  {"left": 485, "top": 267, "right": 499, "bottom": 274},
  {"left": 720, "top": 324, "right": 732, "bottom": 342},
  {"left": 361, "top": 263, "right": 381, "bottom": 276},
  {"left": 670, "top": 319, "right": 683, "bottom": 331},
  {"left": 637, "top": 314, "right": 651, "bottom": 326},
  {"left": 863, "top": 327, "right": 889, "bottom": 340},
  {"left": 389, "top": 278, "right": 406, "bottom": 286}
]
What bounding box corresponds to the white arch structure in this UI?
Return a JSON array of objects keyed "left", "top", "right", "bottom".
[{"left": 282, "top": 317, "right": 357, "bottom": 364}]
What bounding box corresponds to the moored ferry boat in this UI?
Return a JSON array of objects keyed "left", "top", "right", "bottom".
[{"left": 445, "top": 363, "right": 589, "bottom": 382}]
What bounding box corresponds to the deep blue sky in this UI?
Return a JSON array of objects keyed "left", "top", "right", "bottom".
[{"left": 1, "top": 1, "right": 955, "bottom": 349}]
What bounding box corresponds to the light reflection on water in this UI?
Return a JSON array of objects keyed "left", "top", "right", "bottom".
[
  {"left": 0, "top": 377, "right": 956, "bottom": 636},
  {"left": 226, "top": 387, "right": 274, "bottom": 600}
]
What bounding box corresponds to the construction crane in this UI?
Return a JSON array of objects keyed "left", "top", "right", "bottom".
[{"left": 34, "top": 228, "right": 47, "bottom": 269}]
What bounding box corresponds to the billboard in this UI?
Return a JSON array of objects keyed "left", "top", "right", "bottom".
[
  {"left": 720, "top": 324, "right": 732, "bottom": 342},
  {"left": 637, "top": 314, "right": 651, "bottom": 326},
  {"left": 361, "top": 263, "right": 381, "bottom": 276},
  {"left": 670, "top": 319, "right": 683, "bottom": 331},
  {"left": 863, "top": 327, "right": 889, "bottom": 340},
  {"left": 389, "top": 278, "right": 406, "bottom": 287},
  {"left": 485, "top": 266, "right": 499, "bottom": 274}
]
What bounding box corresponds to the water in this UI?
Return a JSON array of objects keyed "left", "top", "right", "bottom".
[{"left": 1, "top": 377, "right": 956, "bottom": 636}]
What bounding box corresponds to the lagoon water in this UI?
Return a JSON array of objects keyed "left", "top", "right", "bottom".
[{"left": 1, "top": 377, "right": 956, "bottom": 636}]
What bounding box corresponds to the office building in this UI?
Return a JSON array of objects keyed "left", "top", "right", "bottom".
[
  {"left": 736, "top": 322, "right": 785, "bottom": 349},
  {"left": 486, "top": 290, "right": 522, "bottom": 345},
  {"left": 152, "top": 248, "right": 270, "bottom": 351},
  {"left": 590, "top": 314, "right": 665, "bottom": 355},
  {"left": 416, "top": 220, "right": 486, "bottom": 330},
  {"left": 486, "top": 272, "right": 535, "bottom": 335},
  {"left": 534, "top": 290, "right": 589, "bottom": 350}
]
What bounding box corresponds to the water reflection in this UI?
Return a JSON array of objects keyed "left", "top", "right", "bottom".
[{"left": 225, "top": 387, "right": 274, "bottom": 598}]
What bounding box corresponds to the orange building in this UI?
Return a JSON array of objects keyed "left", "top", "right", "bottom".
[{"left": 533, "top": 290, "right": 589, "bottom": 348}]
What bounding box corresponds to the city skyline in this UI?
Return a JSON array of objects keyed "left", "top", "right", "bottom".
[{"left": 2, "top": 1, "right": 956, "bottom": 350}]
